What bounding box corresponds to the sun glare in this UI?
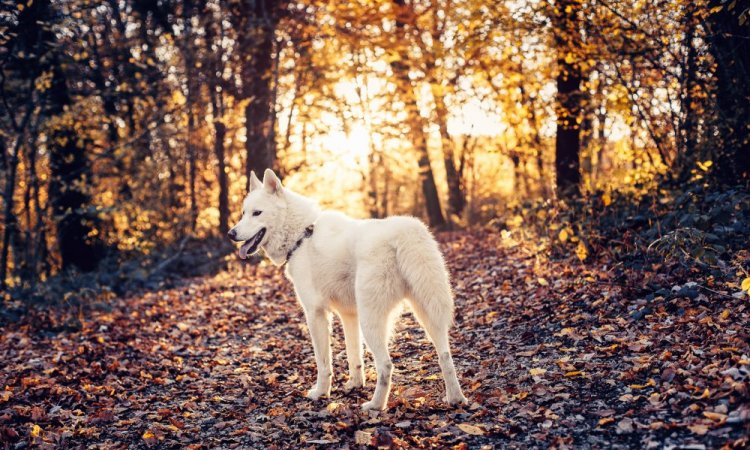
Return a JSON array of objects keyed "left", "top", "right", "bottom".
[
  {"left": 448, "top": 98, "right": 503, "bottom": 136},
  {"left": 322, "top": 123, "right": 372, "bottom": 165},
  {"left": 314, "top": 78, "right": 504, "bottom": 166}
]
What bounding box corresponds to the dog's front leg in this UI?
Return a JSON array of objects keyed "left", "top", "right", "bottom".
[
  {"left": 304, "top": 309, "right": 332, "bottom": 400},
  {"left": 340, "top": 312, "right": 364, "bottom": 391}
]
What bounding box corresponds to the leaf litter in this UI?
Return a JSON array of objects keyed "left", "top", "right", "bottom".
[{"left": 1, "top": 231, "right": 749, "bottom": 448}]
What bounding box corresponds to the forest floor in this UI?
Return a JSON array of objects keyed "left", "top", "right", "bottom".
[{"left": 1, "top": 231, "right": 749, "bottom": 449}]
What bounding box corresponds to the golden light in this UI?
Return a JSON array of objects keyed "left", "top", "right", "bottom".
[
  {"left": 447, "top": 97, "right": 503, "bottom": 136},
  {"left": 322, "top": 123, "right": 372, "bottom": 165}
]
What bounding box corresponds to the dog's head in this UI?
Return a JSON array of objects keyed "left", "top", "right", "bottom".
[{"left": 228, "top": 169, "right": 286, "bottom": 259}]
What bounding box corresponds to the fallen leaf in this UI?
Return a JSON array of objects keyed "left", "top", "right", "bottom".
[
  {"left": 629, "top": 379, "right": 656, "bottom": 390},
  {"left": 688, "top": 423, "right": 709, "bottom": 435},
  {"left": 457, "top": 423, "right": 485, "bottom": 436},
  {"left": 693, "top": 388, "right": 710, "bottom": 399},
  {"left": 142, "top": 430, "right": 157, "bottom": 445},
  {"left": 702, "top": 411, "right": 727, "bottom": 422},
  {"left": 616, "top": 418, "right": 634, "bottom": 433},
  {"left": 576, "top": 241, "right": 589, "bottom": 261},
  {"left": 354, "top": 430, "right": 372, "bottom": 445},
  {"left": 660, "top": 367, "right": 676, "bottom": 382},
  {"left": 741, "top": 277, "right": 750, "bottom": 293},
  {"left": 649, "top": 421, "right": 666, "bottom": 430}
]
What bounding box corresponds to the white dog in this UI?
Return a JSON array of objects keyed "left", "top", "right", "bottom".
[{"left": 228, "top": 169, "right": 468, "bottom": 410}]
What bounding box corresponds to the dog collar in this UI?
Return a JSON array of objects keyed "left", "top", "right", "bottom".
[{"left": 284, "top": 224, "right": 314, "bottom": 265}]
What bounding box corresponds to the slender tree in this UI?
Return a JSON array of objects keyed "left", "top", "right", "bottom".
[
  {"left": 239, "top": 0, "right": 285, "bottom": 188},
  {"left": 205, "top": 2, "right": 230, "bottom": 233},
  {"left": 390, "top": 0, "right": 446, "bottom": 228},
  {"left": 552, "top": 0, "right": 583, "bottom": 198}
]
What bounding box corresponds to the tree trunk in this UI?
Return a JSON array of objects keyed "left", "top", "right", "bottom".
[
  {"left": 391, "top": 61, "right": 446, "bottom": 228},
  {"left": 511, "top": 152, "right": 527, "bottom": 199},
  {"left": 429, "top": 77, "right": 466, "bottom": 218},
  {"left": 706, "top": 1, "right": 750, "bottom": 181},
  {"left": 27, "top": 137, "right": 48, "bottom": 286},
  {"left": 243, "top": 0, "right": 281, "bottom": 187},
  {"left": 206, "top": 8, "right": 230, "bottom": 234},
  {"left": 382, "top": 163, "right": 390, "bottom": 217},
  {"left": 183, "top": 0, "right": 198, "bottom": 230},
  {"left": 367, "top": 153, "right": 380, "bottom": 218},
  {"left": 0, "top": 136, "right": 20, "bottom": 289},
  {"left": 210, "top": 86, "right": 229, "bottom": 234},
  {"left": 681, "top": 3, "right": 698, "bottom": 166},
  {"left": 214, "top": 120, "right": 229, "bottom": 234},
  {"left": 553, "top": 0, "right": 582, "bottom": 199},
  {"left": 390, "top": 0, "right": 445, "bottom": 228},
  {"left": 48, "top": 63, "right": 104, "bottom": 271}
]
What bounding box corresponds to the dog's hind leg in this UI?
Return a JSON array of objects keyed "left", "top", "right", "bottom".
[
  {"left": 395, "top": 231, "right": 468, "bottom": 407},
  {"left": 304, "top": 308, "right": 333, "bottom": 400},
  {"left": 358, "top": 310, "right": 394, "bottom": 411},
  {"left": 429, "top": 324, "right": 468, "bottom": 406},
  {"left": 408, "top": 299, "right": 468, "bottom": 406},
  {"left": 356, "top": 265, "right": 403, "bottom": 411},
  {"left": 340, "top": 312, "right": 364, "bottom": 391}
]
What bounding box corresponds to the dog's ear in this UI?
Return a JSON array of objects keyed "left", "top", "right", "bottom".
[
  {"left": 263, "top": 168, "right": 283, "bottom": 195},
  {"left": 249, "top": 171, "right": 262, "bottom": 191}
]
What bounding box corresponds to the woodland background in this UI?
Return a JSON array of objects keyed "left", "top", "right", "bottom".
[
  {"left": 1, "top": 0, "right": 748, "bottom": 295},
  {"left": 1, "top": 1, "right": 750, "bottom": 448}
]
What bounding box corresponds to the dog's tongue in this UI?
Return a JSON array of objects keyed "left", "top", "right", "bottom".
[{"left": 239, "top": 241, "right": 253, "bottom": 260}]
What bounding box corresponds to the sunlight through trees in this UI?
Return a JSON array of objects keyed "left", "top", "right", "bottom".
[{"left": 1, "top": 0, "right": 749, "bottom": 286}]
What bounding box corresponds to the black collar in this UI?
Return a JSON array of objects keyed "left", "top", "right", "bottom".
[{"left": 284, "top": 224, "right": 314, "bottom": 265}]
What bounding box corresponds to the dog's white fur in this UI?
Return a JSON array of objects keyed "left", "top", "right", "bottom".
[{"left": 229, "top": 169, "right": 468, "bottom": 410}]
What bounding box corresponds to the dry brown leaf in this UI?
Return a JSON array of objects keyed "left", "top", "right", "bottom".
[
  {"left": 702, "top": 411, "right": 727, "bottom": 422},
  {"left": 354, "top": 430, "right": 372, "bottom": 445},
  {"left": 598, "top": 417, "right": 615, "bottom": 426},
  {"left": 457, "top": 423, "right": 485, "bottom": 436}
]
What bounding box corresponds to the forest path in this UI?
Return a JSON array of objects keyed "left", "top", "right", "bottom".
[{"left": 1, "top": 231, "right": 748, "bottom": 449}]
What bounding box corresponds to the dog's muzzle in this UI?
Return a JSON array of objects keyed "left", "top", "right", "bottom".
[{"left": 239, "top": 228, "right": 266, "bottom": 259}]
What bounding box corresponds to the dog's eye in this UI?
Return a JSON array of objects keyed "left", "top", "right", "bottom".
[{"left": 252, "top": 210, "right": 262, "bottom": 217}]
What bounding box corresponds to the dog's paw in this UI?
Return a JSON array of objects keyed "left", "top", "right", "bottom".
[
  {"left": 343, "top": 377, "right": 364, "bottom": 392},
  {"left": 361, "top": 400, "right": 387, "bottom": 411},
  {"left": 306, "top": 388, "right": 330, "bottom": 400},
  {"left": 443, "top": 392, "right": 469, "bottom": 406}
]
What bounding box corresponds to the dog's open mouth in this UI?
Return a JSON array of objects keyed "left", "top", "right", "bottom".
[{"left": 239, "top": 228, "right": 266, "bottom": 260}]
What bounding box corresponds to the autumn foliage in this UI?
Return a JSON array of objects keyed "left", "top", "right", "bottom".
[{"left": 1, "top": 0, "right": 750, "bottom": 448}]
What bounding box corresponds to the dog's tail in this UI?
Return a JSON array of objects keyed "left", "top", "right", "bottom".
[{"left": 393, "top": 218, "right": 455, "bottom": 333}]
